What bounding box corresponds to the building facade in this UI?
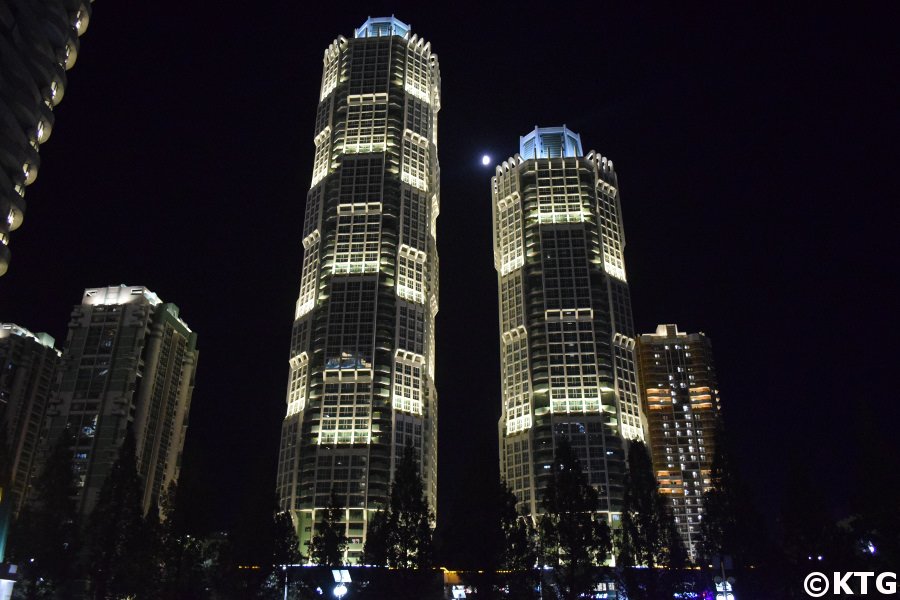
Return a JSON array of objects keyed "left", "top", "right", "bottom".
[
  {"left": 636, "top": 324, "right": 721, "bottom": 561},
  {"left": 0, "top": 324, "right": 61, "bottom": 517},
  {"left": 493, "top": 127, "right": 641, "bottom": 520},
  {"left": 42, "top": 285, "right": 198, "bottom": 517},
  {"left": 276, "top": 17, "right": 440, "bottom": 563},
  {"left": 0, "top": 0, "right": 94, "bottom": 275}
]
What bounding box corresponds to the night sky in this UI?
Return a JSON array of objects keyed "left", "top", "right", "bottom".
[{"left": 1, "top": 3, "right": 896, "bottom": 566}]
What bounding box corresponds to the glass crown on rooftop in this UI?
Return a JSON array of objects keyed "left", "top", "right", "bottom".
[
  {"left": 519, "top": 126, "right": 584, "bottom": 159},
  {"left": 355, "top": 16, "right": 410, "bottom": 39}
]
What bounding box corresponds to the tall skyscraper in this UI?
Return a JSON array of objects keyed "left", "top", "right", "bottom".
[
  {"left": 42, "top": 285, "right": 198, "bottom": 517},
  {"left": 0, "top": 324, "right": 61, "bottom": 540},
  {"left": 276, "top": 17, "right": 440, "bottom": 563},
  {"left": 493, "top": 126, "right": 641, "bottom": 519},
  {"left": 636, "top": 324, "right": 721, "bottom": 561},
  {"left": 0, "top": 0, "right": 94, "bottom": 276}
]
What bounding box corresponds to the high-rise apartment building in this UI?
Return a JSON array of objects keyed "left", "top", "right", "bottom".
[
  {"left": 42, "top": 285, "right": 198, "bottom": 517},
  {"left": 276, "top": 17, "right": 440, "bottom": 563},
  {"left": 636, "top": 324, "right": 721, "bottom": 561},
  {"left": 493, "top": 126, "right": 641, "bottom": 519},
  {"left": 0, "top": 324, "right": 61, "bottom": 517},
  {"left": 0, "top": 0, "right": 94, "bottom": 276}
]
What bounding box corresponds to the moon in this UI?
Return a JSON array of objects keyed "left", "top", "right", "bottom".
[{"left": 481, "top": 154, "right": 491, "bottom": 166}]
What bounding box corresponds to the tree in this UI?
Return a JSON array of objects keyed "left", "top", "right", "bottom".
[
  {"left": 84, "top": 427, "right": 159, "bottom": 599},
  {"left": 618, "top": 439, "right": 684, "bottom": 599},
  {"left": 308, "top": 494, "right": 347, "bottom": 567},
  {"left": 849, "top": 402, "right": 900, "bottom": 571},
  {"left": 273, "top": 508, "right": 302, "bottom": 566},
  {"left": 693, "top": 420, "right": 779, "bottom": 596},
  {"left": 1, "top": 418, "right": 13, "bottom": 561},
  {"left": 498, "top": 480, "right": 537, "bottom": 598},
  {"left": 7, "top": 427, "right": 80, "bottom": 598},
  {"left": 387, "top": 447, "right": 434, "bottom": 569},
  {"left": 362, "top": 503, "right": 389, "bottom": 567},
  {"left": 702, "top": 426, "right": 768, "bottom": 568},
  {"left": 363, "top": 446, "right": 434, "bottom": 569},
  {"left": 158, "top": 481, "right": 205, "bottom": 599},
  {"left": 539, "top": 438, "right": 611, "bottom": 600}
]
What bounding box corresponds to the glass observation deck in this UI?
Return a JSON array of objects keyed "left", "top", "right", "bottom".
[
  {"left": 355, "top": 16, "right": 410, "bottom": 39},
  {"left": 519, "top": 126, "right": 584, "bottom": 159}
]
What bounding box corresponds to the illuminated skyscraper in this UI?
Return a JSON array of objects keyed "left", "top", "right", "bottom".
[
  {"left": 276, "top": 17, "right": 440, "bottom": 563},
  {"left": 0, "top": 0, "right": 93, "bottom": 275},
  {"left": 636, "top": 324, "right": 721, "bottom": 561},
  {"left": 493, "top": 127, "right": 641, "bottom": 519},
  {"left": 0, "top": 324, "right": 61, "bottom": 517},
  {"left": 42, "top": 285, "right": 198, "bottom": 517}
]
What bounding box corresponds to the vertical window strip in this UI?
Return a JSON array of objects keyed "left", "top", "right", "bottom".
[
  {"left": 296, "top": 234, "right": 321, "bottom": 318},
  {"left": 393, "top": 354, "right": 424, "bottom": 415},
  {"left": 319, "top": 380, "right": 372, "bottom": 445},
  {"left": 401, "top": 134, "right": 429, "bottom": 191},
  {"left": 311, "top": 127, "right": 332, "bottom": 186},
  {"left": 286, "top": 353, "right": 309, "bottom": 416},
  {"left": 343, "top": 98, "right": 388, "bottom": 154},
  {"left": 547, "top": 318, "right": 602, "bottom": 414},
  {"left": 503, "top": 331, "right": 532, "bottom": 434},
  {"left": 536, "top": 161, "right": 585, "bottom": 223},
  {"left": 333, "top": 204, "right": 382, "bottom": 274},
  {"left": 396, "top": 246, "right": 426, "bottom": 304}
]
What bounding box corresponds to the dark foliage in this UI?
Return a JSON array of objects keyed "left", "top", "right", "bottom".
[
  {"left": 83, "top": 427, "right": 159, "bottom": 599},
  {"left": 618, "top": 440, "right": 685, "bottom": 599},
  {"left": 7, "top": 428, "right": 80, "bottom": 598},
  {"left": 539, "top": 438, "right": 611, "bottom": 600},
  {"left": 364, "top": 447, "right": 434, "bottom": 570},
  {"left": 497, "top": 480, "right": 537, "bottom": 598},
  {"left": 157, "top": 481, "right": 206, "bottom": 599},
  {"left": 273, "top": 508, "right": 303, "bottom": 566}
]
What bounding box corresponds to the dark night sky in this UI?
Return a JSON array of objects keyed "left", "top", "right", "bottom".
[{"left": 1, "top": 2, "right": 897, "bottom": 565}]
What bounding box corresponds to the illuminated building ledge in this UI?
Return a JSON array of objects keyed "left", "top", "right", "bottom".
[
  {"left": 295, "top": 299, "right": 314, "bottom": 319},
  {"left": 506, "top": 414, "right": 532, "bottom": 434},
  {"left": 604, "top": 261, "right": 627, "bottom": 282},
  {"left": 496, "top": 191, "right": 521, "bottom": 212},
  {"left": 536, "top": 211, "right": 586, "bottom": 224},
  {"left": 0, "top": 324, "right": 59, "bottom": 353},
  {"left": 322, "top": 368, "right": 373, "bottom": 382},
  {"left": 501, "top": 325, "right": 527, "bottom": 344},
  {"left": 313, "top": 127, "right": 331, "bottom": 147},
  {"left": 399, "top": 244, "right": 427, "bottom": 262},
  {"left": 550, "top": 399, "right": 607, "bottom": 414},
  {"left": 302, "top": 229, "right": 320, "bottom": 250},
  {"left": 347, "top": 92, "right": 388, "bottom": 104},
  {"left": 499, "top": 257, "right": 524, "bottom": 276},
  {"left": 544, "top": 308, "right": 593, "bottom": 321},
  {"left": 612, "top": 333, "right": 636, "bottom": 349},
  {"left": 338, "top": 202, "right": 382, "bottom": 215}
]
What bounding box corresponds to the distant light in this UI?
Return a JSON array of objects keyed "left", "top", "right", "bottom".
[
  {"left": 333, "top": 583, "right": 348, "bottom": 598},
  {"left": 868, "top": 541, "right": 877, "bottom": 555},
  {"left": 481, "top": 154, "right": 491, "bottom": 166}
]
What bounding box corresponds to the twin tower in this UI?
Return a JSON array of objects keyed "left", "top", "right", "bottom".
[{"left": 275, "top": 17, "right": 643, "bottom": 562}]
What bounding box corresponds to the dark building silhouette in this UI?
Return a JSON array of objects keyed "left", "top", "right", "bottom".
[
  {"left": 42, "top": 285, "right": 198, "bottom": 517},
  {"left": 0, "top": 323, "right": 60, "bottom": 517}
]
